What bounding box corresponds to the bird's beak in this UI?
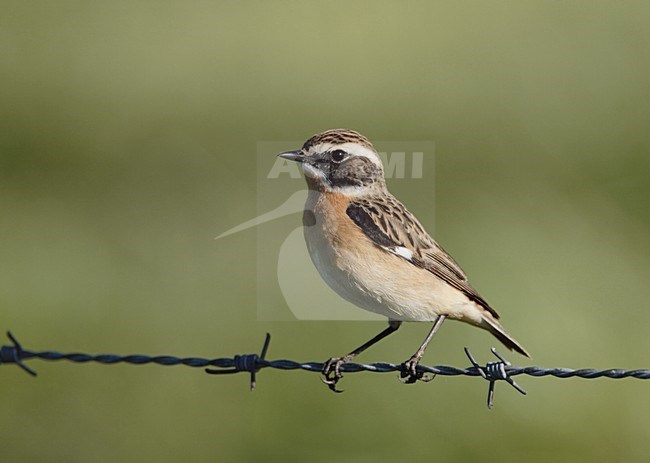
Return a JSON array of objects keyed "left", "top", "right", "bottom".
[{"left": 277, "top": 150, "right": 304, "bottom": 163}]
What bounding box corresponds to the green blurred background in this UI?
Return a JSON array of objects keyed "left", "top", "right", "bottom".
[{"left": 2, "top": 1, "right": 650, "bottom": 462}]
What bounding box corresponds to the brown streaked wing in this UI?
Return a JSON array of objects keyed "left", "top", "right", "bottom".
[{"left": 346, "top": 195, "right": 500, "bottom": 319}]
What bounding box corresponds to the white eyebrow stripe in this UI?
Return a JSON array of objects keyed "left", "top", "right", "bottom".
[
  {"left": 336, "top": 142, "right": 383, "bottom": 167},
  {"left": 308, "top": 142, "right": 383, "bottom": 168}
]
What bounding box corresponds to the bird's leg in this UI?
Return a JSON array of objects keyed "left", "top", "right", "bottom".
[
  {"left": 400, "top": 315, "right": 446, "bottom": 384},
  {"left": 322, "top": 320, "right": 402, "bottom": 392}
]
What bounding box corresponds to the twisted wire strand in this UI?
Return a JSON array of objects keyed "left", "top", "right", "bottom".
[
  {"left": 2, "top": 331, "right": 649, "bottom": 408},
  {"left": 7, "top": 348, "right": 650, "bottom": 380}
]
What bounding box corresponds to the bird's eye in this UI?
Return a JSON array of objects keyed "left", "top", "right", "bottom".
[{"left": 330, "top": 150, "right": 347, "bottom": 163}]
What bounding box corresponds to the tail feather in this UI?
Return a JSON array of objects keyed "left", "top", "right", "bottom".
[{"left": 481, "top": 314, "right": 530, "bottom": 358}]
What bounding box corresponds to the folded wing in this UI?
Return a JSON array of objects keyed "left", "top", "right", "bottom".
[{"left": 346, "top": 195, "right": 500, "bottom": 319}]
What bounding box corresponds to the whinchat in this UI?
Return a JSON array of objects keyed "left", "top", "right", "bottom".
[{"left": 279, "top": 129, "right": 529, "bottom": 391}]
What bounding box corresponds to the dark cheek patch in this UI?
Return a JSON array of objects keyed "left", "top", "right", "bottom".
[{"left": 329, "top": 158, "right": 380, "bottom": 188}]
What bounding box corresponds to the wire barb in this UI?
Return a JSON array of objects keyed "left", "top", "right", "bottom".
[
  {"left": 205, "top": 332, "right": 271, "bottom": 391},
  {"left": 0, "top": 331, "right": 37, "bottom": 377},
  {"left": 464, "top": 347, "right": 527, "bottom": 409}
]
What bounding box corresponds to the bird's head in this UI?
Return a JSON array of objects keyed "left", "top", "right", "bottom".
[{"left": 278, "top": 129, "right": 386, "bottom": 195}]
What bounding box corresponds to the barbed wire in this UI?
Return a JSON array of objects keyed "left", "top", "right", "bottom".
[{"left": 1, "top": 331, "right": 649, "bottom": 408}]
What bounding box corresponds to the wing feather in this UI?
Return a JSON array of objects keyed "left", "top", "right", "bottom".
[{"left": 346, "top": 195, "right": 500, "bottom": 319}]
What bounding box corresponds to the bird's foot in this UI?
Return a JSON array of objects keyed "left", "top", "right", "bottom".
[
  {"left": 399, "top": 355, "right": 435, "bottom": 384},
  {"left": 321, "top": 355, "right": 353, "bottom": 393}
]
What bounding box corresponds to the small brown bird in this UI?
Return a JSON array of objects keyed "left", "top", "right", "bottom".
[{"left": 279, "top": 129, "right": 529, "bottom": 391}]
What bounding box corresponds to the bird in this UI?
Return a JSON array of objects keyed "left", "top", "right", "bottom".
[{"left": 278, "top": 129, "right": 529, "bottom": 391}]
